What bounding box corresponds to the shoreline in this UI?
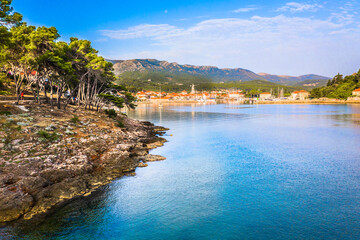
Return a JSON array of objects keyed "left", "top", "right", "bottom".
[
  {"left": 135, "top": 99, "right": 360, "bottom": 106},
  {"left": 0, "top": 102, "right": 168, "bottom": 223}
]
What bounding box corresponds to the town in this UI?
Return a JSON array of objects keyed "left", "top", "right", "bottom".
[
  {"left": 134, "top": 84, "right": 313, "bottom": 103},
  {"left": 134, "top": 86, "right": 360, "bottom": 104}
]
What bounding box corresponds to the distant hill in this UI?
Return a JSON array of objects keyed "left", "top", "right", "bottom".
[
  {"left": 257, "top": 73, "right": 330, "bottom": 85},
  {"left": 109, "top": 59, "right": 262, "bottom": 82},
  {"left": 108, "top": 58, "right": 330, "bottom": 85},
  {"left": 291, "top": 79, "right": 329, "bottom": 88},
  {"left": 115, "top": 70, "right": 214, "bottom": 92}
]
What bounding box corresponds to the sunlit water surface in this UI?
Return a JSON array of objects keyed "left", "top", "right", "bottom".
[{"left": 1, "top": 104, "right": 360, "bottom": 239}]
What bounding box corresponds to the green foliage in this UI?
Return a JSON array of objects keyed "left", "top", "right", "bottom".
[
  {"left": 116, "top": 71, "right": 214, "bottom": 92},
  {"left": 117, "top": 71, "right": 311, "bottom": 94},
  {"left": 70, "top": 115, "right": 80, "bottom": 123},
  {"left": 3, "top": 133, "right": 11, "bottom": 146},
  {"left": 0, "top": 72, "right": 11, "bottom": 94},
  {"left": 104, "top": 109, "right": 117, "bottom": 118},
  {"left": 108, "top": 83, "right": 128, "bottom": 91},
  {"left": 99, "top": 93, "right": 125, "bottom": 108},
  {"left": 213, "top": 80, "right": 303, "bottom": 95},
  {"left": 311, "top": 71, "right": 360, "bottom": 99},
  {"left": 0, "top": 0, "right": 23, "bottom": 26},
  {"left": 0, "top": 0, "right": 134, "bottom": 111},
  {"left": 0, "top": 90, "right": 11, "bottom": 95},
  {"left": 0, "top": 72, "right": 9, "bottom": 86},
  {"left": 0, "top": 110, "right": 11, "bottom": 115},
  {"left": 37, "top": 130, "right": 58, "bottom": 142},
  {"left": 1, "top": 118, "right": 20, "bottom": 148},
  {"left": 116, "top": 119, "right": 125, "bottom": 128}
]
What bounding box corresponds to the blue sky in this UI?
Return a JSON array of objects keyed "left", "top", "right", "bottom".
[{"left": 12, "top": 0, "right": 360, "bottom": 76}]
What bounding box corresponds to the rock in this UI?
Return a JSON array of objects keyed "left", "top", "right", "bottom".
[
  {"left": 17, "top": 176, "right": 48, "bottom": 196},
  {"left": 12, "top": 139, "right": 22, "bottom": 145},
  {"left": 145, "top": 155, "right": 166, "bottom": 162},
  {"left": 0, "top": 104, "right": 168, "bottom": 223},
  {"left": 138, "top": 162, "right": 148, "bottom": 167},
  {"left": 0, "top": 188, "right": 34, "bottom": 222},
  {"left": 65, "top": 129, "right": 75, "bottom": 135},
  {"left": 153, "top": 126, "right": 170, "bottom": 132},
  {"left": 146, "top": 138, "right": 167, "bottom": 149},
  {"left": 17, "top": 122, "right": 29, "bottom": 126},
  {"left": 45, "top": 124, "right": 57, "bottom": 131}
]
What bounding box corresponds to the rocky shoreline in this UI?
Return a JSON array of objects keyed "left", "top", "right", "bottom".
[{"left": 0, "top": 102, "right": 168, "bottom": 223}]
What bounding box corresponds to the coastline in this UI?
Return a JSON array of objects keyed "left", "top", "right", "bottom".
[
  {"left": 135, "top": 98, "right": 360, "bottom": 105},
  {"left": 0, "top": 102, "right": 168, "bottom": 223}
]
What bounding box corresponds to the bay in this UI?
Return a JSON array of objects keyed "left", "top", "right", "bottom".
[{"left": 2, "top": 104, "right": 360, "bottom": 240}]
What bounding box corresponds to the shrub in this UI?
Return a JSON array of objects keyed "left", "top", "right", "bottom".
[
  {"left": 0, "top": 90, "right": 11, "bottom": 95},
  {"left": 0, "top": 111, "right": 11, "bottom": 116},
  {"left": 37, "top": 130, "right": 59, "bottom": 142},
  {"left": 70, "top": 115, "right": 80, "bottom": 124},
  {"left": 116, "top": 119, "right": 125, "bottom": 128},
  {"left": 3, "top": 134, "right": 11, "bottom": 146},
  {"left": 104, "top": 109, "right": 117, "bottom": 118}
]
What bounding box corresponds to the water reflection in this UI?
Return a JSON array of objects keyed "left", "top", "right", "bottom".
[{"left": 2, "top": 104, "right": 360, "bottom": 240}]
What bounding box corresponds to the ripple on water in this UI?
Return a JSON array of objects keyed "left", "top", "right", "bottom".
[{"left": 2, "top": 104, "right": 360, "bottom": 240}]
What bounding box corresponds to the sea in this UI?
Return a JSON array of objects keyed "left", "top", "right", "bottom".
[{"left": 2, "top": 103, "right": 360, "bottom": 239}]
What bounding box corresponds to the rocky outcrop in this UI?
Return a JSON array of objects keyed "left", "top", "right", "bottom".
[{"left": 0, "top": 103, "right": 168, "bottom": 223}]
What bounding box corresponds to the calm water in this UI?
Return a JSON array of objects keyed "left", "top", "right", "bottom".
[{"left": 2, "top": 104, "right": 360, "bottom": 240}]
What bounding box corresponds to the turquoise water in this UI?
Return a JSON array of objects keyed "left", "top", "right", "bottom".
[{"left": 2, "top": 104, "right": 360, "bottom": 239}]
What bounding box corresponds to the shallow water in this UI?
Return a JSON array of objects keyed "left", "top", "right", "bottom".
[{"left": 2, "top": 104, "right": 360, "bottom": 239}]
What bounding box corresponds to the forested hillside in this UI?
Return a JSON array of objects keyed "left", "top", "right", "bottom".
[
  {"left": 115, "top": 71, "right": 214, "bottom": 92},
  {"left": 110, "top": 59, "right": 330, "bottom": 84},
  {"left": 311, "top": 71, "right": 360, "bottom": 99}
]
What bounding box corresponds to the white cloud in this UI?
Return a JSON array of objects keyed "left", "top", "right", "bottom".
[
  {"left": 277, "top": 2, "right": 322, "bottom": 13},
  {"left": 100, "top": 24, "right": 182, "bottom": 40},
  {"left": 101, "top": 12, "right": 360, "bottom": 76},
  {"left": 233, "top": 7, "right": 258, "bottom": 13}
]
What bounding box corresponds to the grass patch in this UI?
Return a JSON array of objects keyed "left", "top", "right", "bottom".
[
  {"left": 104, "top": 109, "right": 117, "bottom": 118},
  {"left": 70, "top": 115, "right": 80, "bottom": 124},
  {"left": 116, "top": 119, "right": 125, "bottom": 128},
  {"left": 3, "top": 134, "right": 11, "bottom": 146},
  {"left": 0, "top": 111, "right": 11, "bottom": 116},
  {"left": 37, "top": 130, "right": 59, "bottom": 142},
  {"left": 28, "top": 149, "right": 36, "bottom": 154}
]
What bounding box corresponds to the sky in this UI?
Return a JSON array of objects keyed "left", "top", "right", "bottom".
[{"left": 12, "top": 0, "right": 360, "bottom": 77}]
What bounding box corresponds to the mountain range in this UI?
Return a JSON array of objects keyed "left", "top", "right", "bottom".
[{"left": 108, "top": 59, "right": 330, "bottom": 85}]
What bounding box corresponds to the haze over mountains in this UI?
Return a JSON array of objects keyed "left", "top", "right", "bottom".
[{"left": 108, "top": 59, "right": 330, "bottom": 86}]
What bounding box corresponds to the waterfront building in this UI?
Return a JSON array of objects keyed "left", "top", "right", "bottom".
[
  {"left": 352, "top": 88, "right": 360, "bottom": 96},
  {"left": 260, "top": 92, "right": 272, "bottom": 100},
  {"left": 290, "top": 90, "right": 310, "bottom": 100},
  {"left": 136, "top": 91, "right": 148, "bottom": 100}
]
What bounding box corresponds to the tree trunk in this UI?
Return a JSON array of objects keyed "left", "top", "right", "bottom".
[
  {"left": 50, "top": 81, "right": 54, "bottom": 108},
  {"left": 12, "top": 67, "right": 20, "bottom": 105},
  {"left": 44, "top": 81, "right": 49, "bottom": 103},
  {"left": 36, "top": 80, "right": 40, "bottom": 105}
]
